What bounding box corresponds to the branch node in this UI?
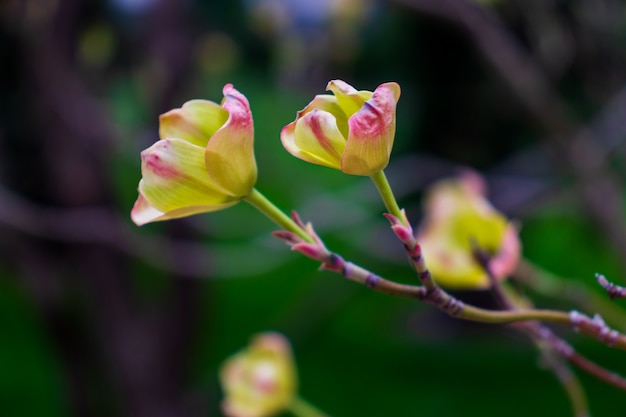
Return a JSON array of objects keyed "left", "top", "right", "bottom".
[
  {"left": 596, "top": 273, "right": 626, "bottom": 299},
  {"left": 364, "top": 273, "right": 381, "bottom": 289},
  {"left": 569, "top": 310, "right": 584, "bottom": 332}
]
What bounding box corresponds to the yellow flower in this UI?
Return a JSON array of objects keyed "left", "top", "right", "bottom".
[
  {"left": 417, "top": 172, "right": 521, "bottom": 289},
  {"left": 220, "top": 332, "right": 297, "bottom": 417},
  {"left": 281, "top": 79, "right": 401, "bottom": 175},
  {"left": 131, "top": 84, "right": 257, "bottom": 225}
]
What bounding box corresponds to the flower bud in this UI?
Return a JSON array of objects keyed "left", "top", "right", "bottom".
[
  {"left": 220, "top": 333, "right": 297, "bottom": 417},
  {"left": 281, "top": 79, "right": 400, "bottom": 176},
  {"left": 131, "top": 84, "right": 257, "bottom": 225}
]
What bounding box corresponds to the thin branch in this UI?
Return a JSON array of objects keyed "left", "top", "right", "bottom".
[
  {"left": 473, "top": 243, "right": 516, "bottom": 310},
  {"left": 0, "top": 182, "right": 223, "bottom": 279},
  {"left": 478, "top": 249, "right": 626, "bottom": 397},
  {"left": 537, "top": 342, "right": 590, "bottom": 417},
  {"left": 384, "top": 210, "right": 438, "bottom": 291},
  {"left": 272, "top": 231, "right": 423, "bottom": 300},
  {"left": 536, "top": 325, "right": 626, "bottom": 392},
  {"left": 597, "top": 273, "right": 626, "bottom": 300},
  {"left": 274, "top": 214, "right": 626, "bottom": 351},
  {"left": 514, "top": 260, "right": 626, "bottom": 329}
]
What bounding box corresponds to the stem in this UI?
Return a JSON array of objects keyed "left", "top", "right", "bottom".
[
  {"left": 515, "top": 260, "right": 626, "bottom": 328},
  {"left": 456, "top": 303, "right": 571, "bottom": 324},
  {"left": 529, "top": 323, "right": 626, "bottom": 392},
  {"left": 597, "top": 273, "right": 626, "bottom": 300},
  {"left": 244, "top": 188, "right": 313, "bottom": 243},
  {"left": 370, "top": 170, "right": 404, "bottom": 224},
  {"left": 296, "top": 238, "right": 626, "bottom": 350},
  {"left": 539, "top": 347, "right": 590, "bottom": 417},
  {"left": 287, "top": 396, "right": 328, "bottom": 417},
  {"left": 568, "top": 349, "right": 626, "bottom": 391}
]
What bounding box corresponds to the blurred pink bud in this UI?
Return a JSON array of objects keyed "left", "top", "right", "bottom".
[
  {"left": 292, "top": 242, "right": 327, "bottom": 260},
  {"left": 391, "top": 224, "right": 414, "bottom": 245}
]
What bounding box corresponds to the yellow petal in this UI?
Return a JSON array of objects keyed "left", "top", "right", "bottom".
[
  {"left": 288, "top": 109, "right": 346, "bottom": 169},
  {"left": 454, "top": 210, "right": 508, "bottom": 253},
  {"left": 421, "top": 231, "right": 489, "bottom": 289},
  {"left": 341, "top": 82, "right": 400, "bottom": 175},
  {"left": 130, "top": 194, "right": 167, "bottom": 226},
  {"left": 138, "top": 138, "right": 237, "bottom": 218},
  {"left": 131, "top": 192, "right": 236, "bottom": 225},
  {"left": 296, "top": 94, "right": 349, "bottom": 138},
  {"left": 326, "top": 79, "right": 372, "bottom": 118},
  {"left": 280, "top": 121, "right": 321, "bottom": 165},
  {"left": 205, "top": 84, "right": 257, "bottom": 197},
  {"left": 159, "top": 99, "right": 228, "bottom": 147}
]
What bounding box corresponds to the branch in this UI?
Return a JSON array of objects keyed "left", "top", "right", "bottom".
[
  {"left": 0, "top": 182, "right": 224, "bottom": 279},
  {"left": 536, "top": 340, "right": 590, "bottom": 417},
  {"left": 535, "top": 325, "right": 626, "bottom": 393},
  {"left": 479, "top": 249, "right": 626, "bottom": 396},
  {"left": 383, "top": 210, "right": 438, "bottom": 291},
  {"left": 597, "top": 274, "right": 626, "bottom": 300},
  {"left": 514, "top": 260, "right": 626, "bottom": 329},
  {"left": 274, "top": 213, "right": 626, "bottom": 351}
]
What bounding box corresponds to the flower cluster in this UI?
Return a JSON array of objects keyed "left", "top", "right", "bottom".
[
  {"left": 131, "top": 80, "right": 521, "bottom": 288},
  {"left": 131, "top": 80, "right": 400, "bottom": 225}
]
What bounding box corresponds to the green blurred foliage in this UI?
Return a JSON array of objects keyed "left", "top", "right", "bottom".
[{"left": 0, "top": 276, "right": 68, "bottom": 417}]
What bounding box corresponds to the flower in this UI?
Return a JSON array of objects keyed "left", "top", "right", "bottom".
[
  {"left": 416, "top": 171, "right": 521, "bottom": 289},
  {"left": 131, "top": 84, "right": 257, "bottom": 226},
  {"left": 220, "top": 332, "right": 297, "bottom": 417},
  {"left": 281, "top": 79, "right": 400, "bottom": 176}
]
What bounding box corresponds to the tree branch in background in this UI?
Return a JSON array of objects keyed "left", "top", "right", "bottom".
[
  {"left": 1, "top": 0, "right": 204, "bottom": 415},
  {"left": 514, "top": 260, "right": 626, "bottom": 329},
  {"left": 596, "top": 274, "right": 626, "bottom": 300},
  {"left": 476, "top": 245, "right": 626, "bottom": 401},
  {"left": 390, "top": 0, "right": 626, "bottom": 271}
]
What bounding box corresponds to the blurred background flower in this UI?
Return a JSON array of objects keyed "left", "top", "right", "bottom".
[
  {"left": 417, "top": 171, "right": 521, "bottom": 289},
  {"left": 1, "top": 0, "right": 626, "bottom": 416},
  {"left": 220, "top": 332, "right": 296, "bottom": 417}
]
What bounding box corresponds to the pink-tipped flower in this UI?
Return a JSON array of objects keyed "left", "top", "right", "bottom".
[
  {"left": 131, "top": 84, "right": 257, "bottom": 226},
  {"left": 220, "top": 332, "right": 297, "bottom": 417},
  {"left": 281, "top": 80, "right": 401, "bottom": 176},
  {"left": 416, "top": 172, "right": 521, "bottom": 290}
]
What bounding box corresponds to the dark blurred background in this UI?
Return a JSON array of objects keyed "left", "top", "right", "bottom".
[{"left": 2, "top": 0, "right": 626, "bottom": 416}]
